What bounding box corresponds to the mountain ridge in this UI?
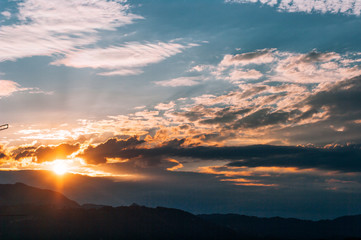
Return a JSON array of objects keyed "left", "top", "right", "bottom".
[{"left": 0, "top": 182, "right": 360, "bottom": 240}]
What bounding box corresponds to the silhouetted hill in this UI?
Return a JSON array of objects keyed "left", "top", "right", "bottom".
[
  {"left": 0, "top": 183, "right": 236, "bottom": 240},
  {"left": 0, "top": 182, "right": 79, "bottom": 208},
  {"left": 0, "top": 205, "right": 237, "bottom": 240},
  {"left": 199, "top": 213, "right": 361, "bottom": 240},
  {"left": 0, "top": 183, "right": 361, "bottom": 240},
  {"left": 81, "top": 203, "right": 109, "bottom": 209}
]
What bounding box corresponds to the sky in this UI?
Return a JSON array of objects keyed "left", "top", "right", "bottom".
[{"left": 1, "top": 0, "right": 361, "bottom": 219}]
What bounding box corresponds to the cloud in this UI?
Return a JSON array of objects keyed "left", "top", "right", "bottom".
[
  {"left": 200, "top": 108, "right": 252, "bottom": 125},
  {"left": 0, "top": 80, "right": 20, "bottom": 97},
  {"left": 184, "top": 82, "right": 314, "bottom": 127},
  {"left": 228, "top": 69, "right": 263, "bottom": 81},
  {"left": 231, "top": 108, "right": 298, "bottom": 129},
  {"left": 0, "top": 0, "right": 141, "bottom": 62},
  {"left": 227, "top": 144, "right": 361, "bottom": 172},
  {"left": 0, "top": 0, "right": 198, "bottom": 76},
  {"left": 0, "top": 80, "right": 50, "bottom": 98},
  {"left": 5, "top": 135, "right": 361, "bottom": 208},
  {"left": 154, "top": 76, "right": 202, "bottom": 87},
  {"left": 307, "top": 75, "right": 361, "bottom": 119},
  {"left": 66, "top": 72, "right": 357, "bottom": 147},
  {"left": 155, "top": 101, "right": 176, "bottom": 110},
  {"left": 213, "top": 49, "right": 361, "bottom": 84},
  {"left": 0, "top": 146, "right": 8, "bottom": 160},
  {"left": 297, "top": 51, "right": 341, "bottom": 63},
  {"left": 13, "top": 143, "right": 80, "bottom": 163},
  {"left": 225, "top": 0, "right": 361, "bottom": 16},
  {"left": 97, "top": 69, "right": 143, "bottom": 76},
  {"left": 75, "top": 137, "right": 194, "bottom": 166},
  {"left": 7, "top": 49, "right": 361, "bottom": 148},
  {"left": 270, "top": 51, "right": 361, "bottom": 83},
  {"left": 39, "top": 67, "right": 360, "bottom": 147},
  {"left": 52, "top": 42, "right": 197, "bottom": 76},
  {"left": 73, "top": 135, "right": 361, "bottom": 173},
  {"left": 78, "top": 137, "right": 145, "bottom": 164},
  {"left": 220, "top": 49, "right": 275, "bottom": 66},
  {"left": 1, "top": 11, "right": 11, "bottom": 19}
]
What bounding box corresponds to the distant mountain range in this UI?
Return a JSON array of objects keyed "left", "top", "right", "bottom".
[{"left": 0, "top": 183, "right": 360, "bottom": 240}]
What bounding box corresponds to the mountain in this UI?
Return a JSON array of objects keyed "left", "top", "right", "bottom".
[
  {"left": 0, "top": 183, "right": 236, "bottom": 240},
  {"left": 199, "top": 213, "right": 361, "bottom": 240},
  {"left": 0, "top": 183, "right": 361, "bottom": 240},
  {"left": 0, "top": 206, "right": 237, "bottom": 240},
  {"left": 0, "top": 182, "right": 79, "bottom": 208}
]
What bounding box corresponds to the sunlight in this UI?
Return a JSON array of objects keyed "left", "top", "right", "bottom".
[{"left": 52, "top": 160, "right": 68, "bottom": 175}]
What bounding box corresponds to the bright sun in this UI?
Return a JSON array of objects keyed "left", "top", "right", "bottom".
[{"left": 52, "top": 161, "right": 68, "bottom": 175}]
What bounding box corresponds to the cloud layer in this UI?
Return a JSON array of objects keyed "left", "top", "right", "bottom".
[
  {"left": 6, "top": 136, "right": 361, "bottom": 193},
  {"left": 8, "top": 49, "right": 361, "bottom": 148},
  {"left": 226, "top": 0, "right": 361, "bottom": 16}
]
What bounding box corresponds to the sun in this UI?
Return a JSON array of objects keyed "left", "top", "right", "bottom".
[{"left": 52, "top": 161, "right": 68, "bottom": 175}]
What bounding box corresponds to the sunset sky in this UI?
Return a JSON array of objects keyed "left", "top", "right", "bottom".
[{"left": 1, "top": 0, "right": 361, "bottom": 219}]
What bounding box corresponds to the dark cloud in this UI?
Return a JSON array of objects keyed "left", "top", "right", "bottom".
[
  {"left": 12, "top": 146, "right": 36, "bottom": 160},
  {"left": 153, "top": 144, "right": 361, "bottom": 172},
  {"left": 231, "top": 49, "right": 272, "bottom": 62},
  {"left": 308, "top": 76, "right": 361, "bottom": 119},
  {"left": 194, "top": 77, "right": 361, "bottom": 134},
  {"left": 239, "top": 86, "right": 267, "bottom": 98},
  {"left": 162, "top": 138, "right": 186, "bottom": 148},
  {"left": 292, "top": 108, "right": 319, "bottom": 122},
  {"left": 78, "top": 135, "right": 361, "bottom": 173},
  {"left": 79, "top": 137, "right": 145, "bottom": 164},
  {"left": 231, "top": 108, "right": 299, "bottom": 129},
  {"left": 179, "top": 124, "right": 191, "bottom": 130},
  {"left": 152, "top": 144, "right": 306, "bottom": 161},
  {"left": 174, "top": 105, "right": 208, "bottom": 121},
  {"left": 0, "top": 152, "right": 7, "bottom": 159},
  {"left": 276, "top": 76, "right": 361, "bottom": 144},
  {"left": 13, "top": 144, "right": 80, "bottom": 163},
  {"left": 167, "top": 76, "right": 361, "bottom": 135},
  {"left": 200, "top": 108, "right": 251, "bottom": 125},
  {"left": 0, "top": 146, "right": 7, "bottom": 160},
  {"left": 192, "top": 132, "right": 237, "bottom": 143},
  {"left": 227, "top": 144, "right": 361, "bottom": 172},
  {"left": 299, "top": 51, "right": 338, "bottom": 63}
]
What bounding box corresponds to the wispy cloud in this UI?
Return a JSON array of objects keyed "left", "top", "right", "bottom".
[
  {"left": 0, "top": 80, "right": 50, "bottom": 98},
  {"left": 154, "top": 76, "right": 203, "bottom": 87},
  {"left": 225, "top": 0, "right": 361, "bottom": 16},
  {"left": 52, "top": 42, "right": 198, "bottom": 76},
  {"left": 0, "top": 80, "right": 20, "bottom": 97},
  {"left": 220, "top": 49, "right": 275, "bottom": 66},
  {"left": 0, "top": 0, "right": 198, "bottom": 76},
  {"left": 0, "top": 0, "right": 142, "bottom": 61}
]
